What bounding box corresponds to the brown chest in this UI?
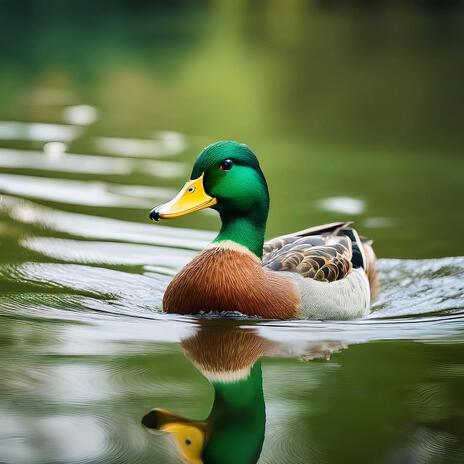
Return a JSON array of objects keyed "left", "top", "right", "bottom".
[{"left": 163, "top": 248, "right": 300, "bottom": 319}]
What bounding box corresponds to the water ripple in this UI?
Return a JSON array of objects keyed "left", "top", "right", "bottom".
[
  {"left": 21, "top": 237, "right": 194, "bottom": 269},
  {"left": 1, "top": 195, "right": 214, "bottom": 249},
  {"left": 94, "top": 131, "right": 186, "bottom": 158},
  {"left": 0, "top": 148, "right": 186, "bottom": 178},
  {"left": 0, "top": 173, "right": 173, "bottom": 208},
  {"left": 0, "top": 121, "right": 81, "bottom": 142}
]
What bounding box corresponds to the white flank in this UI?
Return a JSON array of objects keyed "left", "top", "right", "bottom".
[{"left": 288, "top": 268, "right": 371, "bottom": 320}]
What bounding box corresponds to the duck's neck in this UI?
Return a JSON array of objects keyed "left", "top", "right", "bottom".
[
  {"left": 204, "top": 362, "right": 266, "bottom": 462},
  {"left": 211, "top": 362, "right": 264, "bottom": 409},
  {"left": 214, "top": 210, "right": 267, "bottom": 259}
]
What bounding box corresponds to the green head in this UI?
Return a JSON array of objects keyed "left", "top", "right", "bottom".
[{"left": 150, "top": 141, "right": 270, "bottom": 257}]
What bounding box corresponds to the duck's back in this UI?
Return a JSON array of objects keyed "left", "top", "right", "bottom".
[{"left": 262, "top": 222, "right": 378, "bottom": 319}]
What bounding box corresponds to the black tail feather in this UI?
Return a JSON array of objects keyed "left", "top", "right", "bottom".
[{"left": 340, "top": 228, "right": 366, "bottom": 269}]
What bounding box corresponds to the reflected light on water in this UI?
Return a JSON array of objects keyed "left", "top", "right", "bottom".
[
  {"left": 95, "top": 131, "right": 186, "bottom": 158},
  {"left": 62, "top": 105, "right": 98, "bottom": 126},
  {"left": 317, "top": 196, "right": 365, "bottom": 215},
  {"left": 0, "top": 173, "right": 173, "bottom": 208},
  {"left": 0, "top": 121, "right": 81, "bottom": 142},
  {"left": 0, "top": 147, "right": 186, "bottom": 178},
  {"left": 21, "top": 237, "right": 194, "bottom": 269},
  {"left": 0, "top": 413, "right": 106, "bottom": 464},
  {"left": 1, "top": 195, "right": 213, "bottom": 249},
  {"left": 43, "top": 141, "right": 67, "bottom": 158},
  {"left": 362, "top": 217, "right": 397, "bottom": 228}
]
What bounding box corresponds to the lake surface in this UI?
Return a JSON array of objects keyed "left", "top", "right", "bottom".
[{"left": 1, "top": 3, "right": 464, "bottom": 463}]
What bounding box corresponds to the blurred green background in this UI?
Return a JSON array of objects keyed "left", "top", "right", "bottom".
[{"left": 0, "top": 0, "right": 463, "bottom": 258}]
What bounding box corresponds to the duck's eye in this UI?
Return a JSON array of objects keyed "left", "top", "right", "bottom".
[
  {"left": 220, "top": 159, "right": 233, "bottom": 171},
  {"left": 185, "top": 439, "right": 192, "bottom": 446}
]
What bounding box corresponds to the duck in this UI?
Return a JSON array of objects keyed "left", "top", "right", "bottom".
[
  {"left": 149, "top": 141, "right": 378, "bottom": 320},
  {"left": 142, "top": 324, "right": 269, "bottom": 464}
]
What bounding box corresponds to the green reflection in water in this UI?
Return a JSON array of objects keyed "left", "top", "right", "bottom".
[{"left": 143, "top": 325, "right": 267, "bottom": 464}]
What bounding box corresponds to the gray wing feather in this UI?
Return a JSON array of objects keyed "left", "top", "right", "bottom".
[{"left": 262, "top": 223, "right": 354, "bottom": 283}]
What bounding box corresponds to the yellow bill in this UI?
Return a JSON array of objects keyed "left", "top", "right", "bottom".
[
  {"left": 142, "top": 408, "right": 207, "bottom": 464},
  {"left": 149, "top": 173, "right": 217, "bottom": 220},
  {"left": 162, "top": 422, "right": 205, "bottom": 464}
]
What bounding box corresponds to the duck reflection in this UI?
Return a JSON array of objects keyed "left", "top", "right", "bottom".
[
  {"left": 142, "top": 323, "right": 346, "bottom": 464},
  {"left": 143, "top": 324, "right": 269, "bottom": 464}
]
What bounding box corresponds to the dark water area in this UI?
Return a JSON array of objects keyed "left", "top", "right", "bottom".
[{"left": 0, "top": 2, "right": 464, "bottom": 463}]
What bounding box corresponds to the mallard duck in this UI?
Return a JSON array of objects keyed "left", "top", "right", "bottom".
[{"left": 149, "top": 141, "right": 378, "bottom": 320}]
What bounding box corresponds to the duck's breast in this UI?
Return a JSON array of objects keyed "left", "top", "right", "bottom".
[{"left": 163, "top": 246, "right": 300, "bottom": 319}]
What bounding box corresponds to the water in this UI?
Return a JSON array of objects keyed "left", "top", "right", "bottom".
[{"left": 1, "top": 3, "right": 464, "bottom": 464}]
